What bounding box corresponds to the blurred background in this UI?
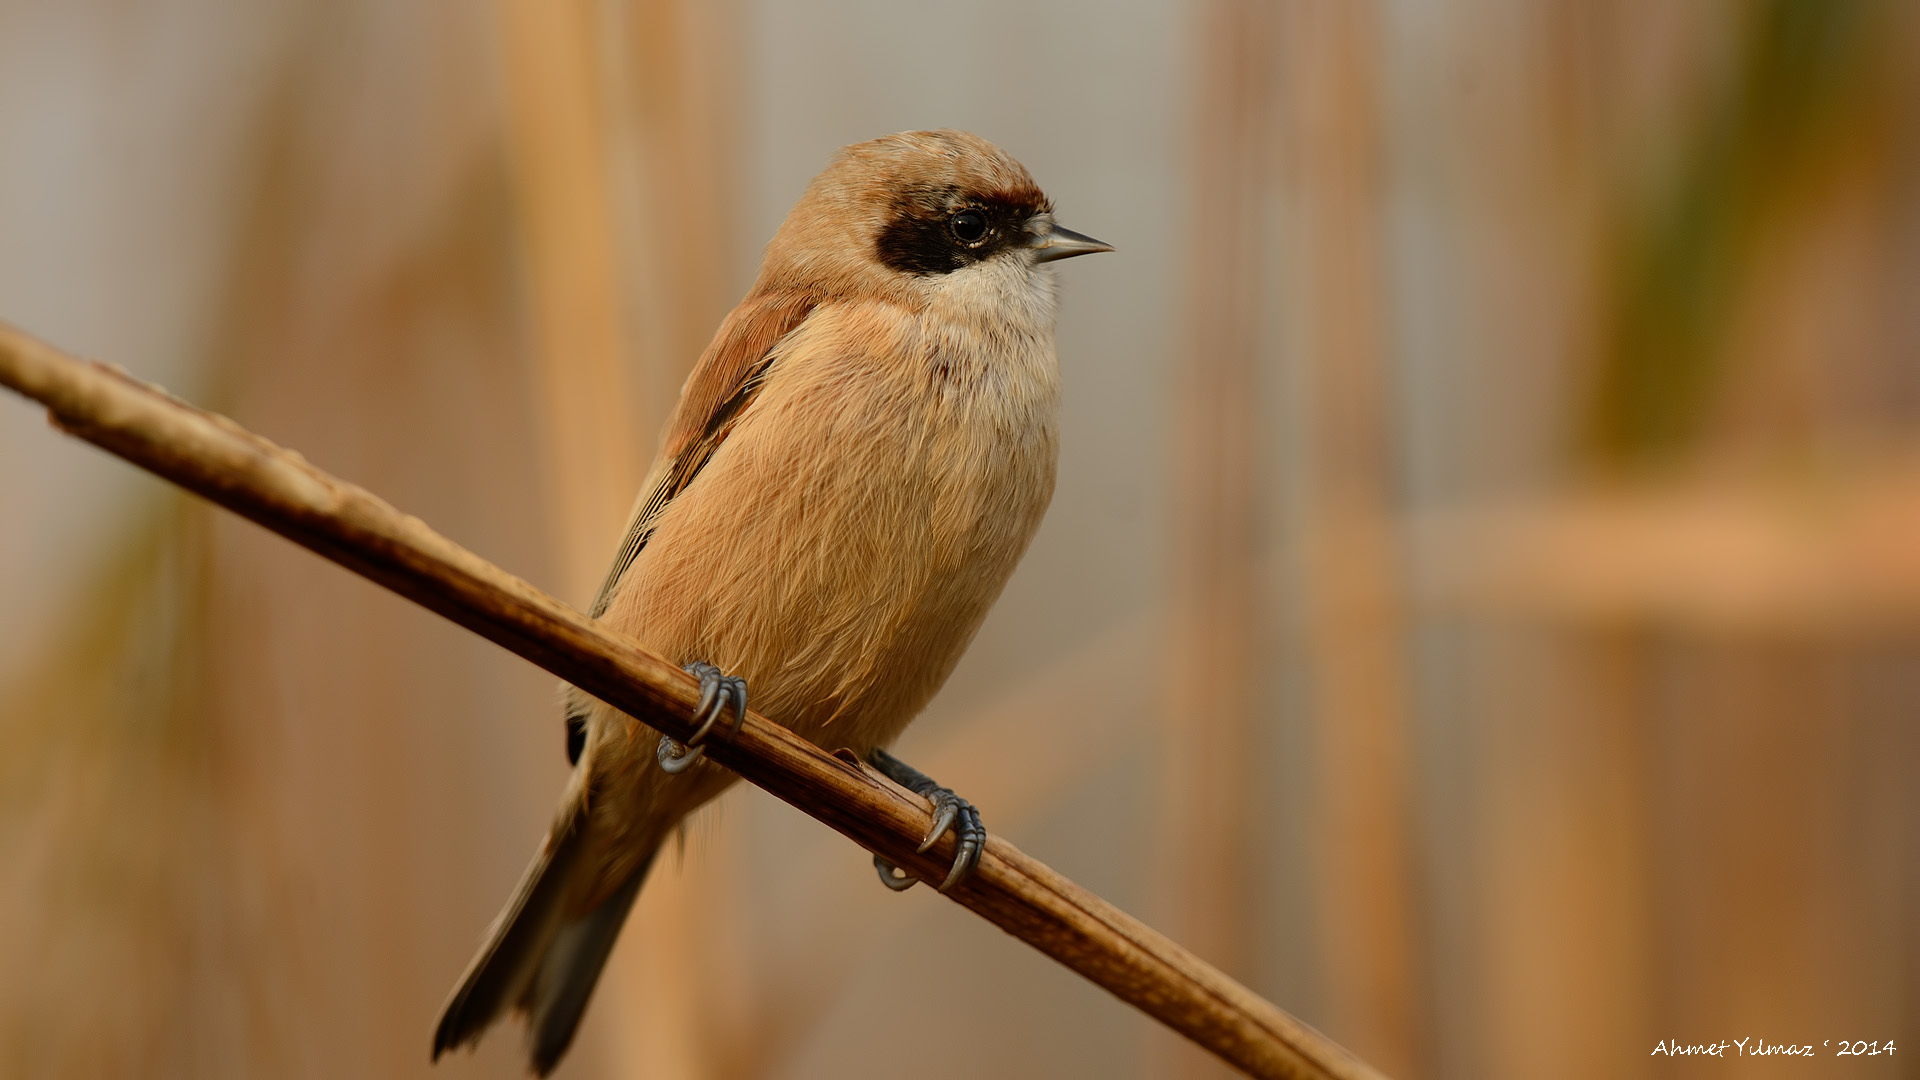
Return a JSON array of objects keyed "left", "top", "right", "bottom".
[{"left": 1, "top": 1, "right": 1916, "bottom": 1077}]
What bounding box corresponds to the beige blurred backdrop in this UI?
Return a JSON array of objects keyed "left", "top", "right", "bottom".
[{"left": 2, "top": 2, "right": 1917, "bottom": 1078}]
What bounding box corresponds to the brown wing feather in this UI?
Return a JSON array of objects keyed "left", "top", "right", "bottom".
[{"left": 587, "top": 289, "right": 816, "bottom": 618}]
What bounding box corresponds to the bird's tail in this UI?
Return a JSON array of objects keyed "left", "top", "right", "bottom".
[{"left": 432, "top": 807, "right": 657, "bottom": 1076}]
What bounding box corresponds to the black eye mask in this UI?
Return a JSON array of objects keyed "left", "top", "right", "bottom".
[{"left": 875, "top": 184, "right": 1048, "bottom": 276}]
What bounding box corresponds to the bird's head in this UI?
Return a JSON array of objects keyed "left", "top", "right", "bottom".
[{"left": 757, "top": 130, "right": 1111, "bottom": 314}]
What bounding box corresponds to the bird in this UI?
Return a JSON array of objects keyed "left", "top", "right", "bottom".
[{"left": 430, "top": 129, "right": 1111, "bottom": 1075}]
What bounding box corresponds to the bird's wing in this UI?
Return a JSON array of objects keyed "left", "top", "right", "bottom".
[{"left": 586, "top": 289, "right": 816, "bottom": 618}]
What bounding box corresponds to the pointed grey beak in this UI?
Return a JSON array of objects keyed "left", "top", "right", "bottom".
[{"left": 1031, "top": 223, "right": 1114, "bottom": 263}]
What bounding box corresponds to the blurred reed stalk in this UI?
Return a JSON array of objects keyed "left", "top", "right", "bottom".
[
  {"left": 1165, "top": 4, "right": 1426, "bottom": 1076},
  {"left": 495, "top": 0, "right": 644, "bottom": 601},
  {"left": 1160, "top": 6, "right": 1275, "bottom": 1060},
  {"left": 1270, "top": 4, "right": 1427, "bottom": 1077}
]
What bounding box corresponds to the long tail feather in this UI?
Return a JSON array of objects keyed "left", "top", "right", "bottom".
[
  {"left": 432, "top": 811, "right": 655, "bottom": 1075},
  {"left": 524, "top": 864, "right": 649, "bottom": 1075}
]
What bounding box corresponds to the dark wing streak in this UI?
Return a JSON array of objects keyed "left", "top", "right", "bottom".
[
  {"left": 587, "top": 480, "right": 670, "bottom": 619},
  {"left": 585, "top": 327, "right": 794, "bottom": 620}
]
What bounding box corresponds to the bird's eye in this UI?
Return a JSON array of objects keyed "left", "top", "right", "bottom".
[{"left": 949, "top": 210, "right": 989, "bottom": 245}]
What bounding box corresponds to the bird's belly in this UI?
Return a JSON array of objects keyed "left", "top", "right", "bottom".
[{"left": 607, "top": 370, "right": 1056, "bottom": 754}]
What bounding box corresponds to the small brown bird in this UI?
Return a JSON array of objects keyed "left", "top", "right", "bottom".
[{"left": 431, "top": 129, "right": 1110, "bottom": 1074}]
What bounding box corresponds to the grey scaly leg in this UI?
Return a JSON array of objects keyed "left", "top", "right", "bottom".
[{"left": 866, "top": 747, "right": 985, "bottom": 892}]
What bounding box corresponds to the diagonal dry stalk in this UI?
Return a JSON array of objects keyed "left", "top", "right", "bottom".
[{"left": 0, "top": 319, "right": 1389, "bottom": 1080}]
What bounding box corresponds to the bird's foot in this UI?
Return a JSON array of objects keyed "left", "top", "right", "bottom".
[
  {"left": 867, "top": 747, "right": 985, "bottom": 893},
  {"left": 657, "top": 662, "right": 747, "bottom": 774}
]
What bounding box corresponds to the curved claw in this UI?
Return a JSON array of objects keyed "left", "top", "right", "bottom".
[
  {"left": 918, "top": 797, "right": 959, "bottom": 853},
  {"left": 872, "top": 854, "right": 919, "bottom": 892},
  {"left": 684, "top": 664, "right": 725, "bottom": 746},
  {"left": 937, "top": 802, "right": 985, "bottom": 892},
  {"left": 692, "top": 676, "right": 721, "bottom": 737},
  {"left": 657, "top": 736, "right": 704, "bottom": 773}
]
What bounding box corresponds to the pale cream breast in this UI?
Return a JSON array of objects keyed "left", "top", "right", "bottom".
[{"left": 604, "top": 290, "right": 1056, "bottom": 742}]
